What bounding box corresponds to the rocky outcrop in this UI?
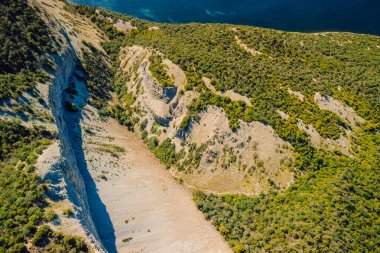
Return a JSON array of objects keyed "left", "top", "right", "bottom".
[
  {"left": 141, "top": 61, "right": 178, "bottom": 103},
  {"left": 119, "top": 46, "right": 294, "bottom": 195},
  {"left": 49, "top": 45, "right": 106, "bottom": 252}
]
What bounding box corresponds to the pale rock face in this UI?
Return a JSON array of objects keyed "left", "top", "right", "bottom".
[
  {"left": 186, "top": 106, "right": 294, "bottom": 194},
  {"left": 314, "top": 92, "right": 364, "bottom": 129},
  {"left": 288, "top": 88, "right": 305, "bottom": 102},
  {"left": 119, "top": 46, "right": 294, "bottom": 195},
  {"left": 35, "top": 142, "right": 92, "bottom": 248},
  {"left": 33, "top": 0, "right": 109, "bottom": 250},
  {"left": 290, "top": 92, "right": 366, "bottom": 157},
  {"left": 113, "top": 19, "right": 136, "bottom": 33},
  {"left": 48, "top": 45, "right": 106, "bottom": 252},
  {"left": 297, "top": 119, "right": 352, "bottom": 156}
]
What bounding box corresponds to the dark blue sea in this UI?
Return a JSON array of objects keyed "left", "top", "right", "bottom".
[{"left": 68, "top": 0, "right": 380, "bottom": 35}]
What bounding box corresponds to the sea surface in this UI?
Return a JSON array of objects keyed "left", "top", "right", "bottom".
[{"left": 68, "top": 0, "right": 380, "bottom": 35}]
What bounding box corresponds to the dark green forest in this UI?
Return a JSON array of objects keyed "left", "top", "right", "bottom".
[
  {"left": 0, "top": 120, "right": 88, "bottom": 252},
  {"left": 0, "top": 0, "right": 54, "bottom": 100}
]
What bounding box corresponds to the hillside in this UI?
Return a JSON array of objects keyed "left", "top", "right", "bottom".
[{"left": 0, "top": 0, "right": 379, "bottom": 252}]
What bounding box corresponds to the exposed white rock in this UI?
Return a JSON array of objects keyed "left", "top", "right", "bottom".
[
  {"left": 148, "top": 26, "right": 160, "bottom": 31},
  {"left": 297, "top": 119, "right": 352, "bottom": 156},
  {"left": 277, "top": 110, "right": 290, "bottom": 120},
  {"left": 113, "top": 19, "right": 136, "bottom": 33},
  {"left": 48, "top": 45, "right": 106, "bottom": 252},
  {"left": 288, "top": 88, "right": 305, "bottom": 101},
  {"left": 119, "top": 46, "right": 294, "bottom": 194},
  {"left": 314, "top": 92, "right": 364, "bottom": 128}
]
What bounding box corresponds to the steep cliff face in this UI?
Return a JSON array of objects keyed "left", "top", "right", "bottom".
[
  {"left": 48, "top": 43, "right": 106, "bottom": 252},
  {"left": 50, "top": 48, "right": 81, "bottom": 204},
  {"left": 31, "top": 0, "right": 108, "bottom": 250}
]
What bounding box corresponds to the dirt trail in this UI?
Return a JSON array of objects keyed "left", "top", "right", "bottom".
[
  {"left": 81, "top": 109, "right": 232, "bottom": 253},
  {"left": 235, "top": 36, "right": 263, "bottom": 56},
  {"left": 203, "top": 77, "right": 252, "bottom": 106}
]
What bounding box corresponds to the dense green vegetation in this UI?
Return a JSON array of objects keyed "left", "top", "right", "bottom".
[
  {"left": 149, "top": 53, "right": 174, "bottom": 87},
  {"left": 63, "top": 4, "right": 380, "bottom": 252},
  {"left": 149, "top": 138, "right": 178, "bottom": 168},
  {"left": 0, "top": 70, "right": 49, "bottom": 100},
  {"left": 0, "top": 0, "right": 54, "bottom": 100},
  {"left": 126, "top": 24, "right": 379, "bottom": 124},
  {"left": 194, "top": 129, "right": 380, "bottom": 252},
  {"left": 81, "top": 42, "right": 113, "bottom": 108},
  {"left": 0, "top": 120, "right": 88, "bottom": 252},
  {"left": 0, "top": 0, "right": 53, "bottom": 73}
]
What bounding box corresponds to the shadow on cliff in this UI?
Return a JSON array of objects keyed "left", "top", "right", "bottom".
[{"left": 65, "top": 72, "right": 117, "bottom": 253}]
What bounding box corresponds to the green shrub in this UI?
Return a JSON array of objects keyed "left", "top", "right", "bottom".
[
  {"left": 141, "top": 130, "right": 148, "bottom": 140},
  {"left": 63, "top": 208, "right": 74, "bottom": 218},
  {"left": 140, "top": 119, "right": 148, "bottom": 130},
  {"left": 179, "top": 115, "right": 191, "bottom": 130},
  {"left": 149, "top": 53, "right": 174, "bottom": 87},
  {"left": 32, "top": 225, "right": 52, "bottom": 247},
  {"left": 153, "top": 138, "right": 178, "bottom": 168},
  {"left": 64, "top": 101, "right": 79, "bottom": 112},
  {"left": 147, "top": 137, "right": 159, "bottom": 150},
  {"left": 62, "top": 235, "right": 88, "bottom": 251},
  {"left": 122, "top": 237, "right": 133, "bottom": 243},
  {"left": 44, "top": 208, "right": 57, "bottom": 222}
]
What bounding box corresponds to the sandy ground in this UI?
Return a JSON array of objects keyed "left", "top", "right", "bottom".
[{"left": 81, "top": 109, "right": 232, "bottom": 253}]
